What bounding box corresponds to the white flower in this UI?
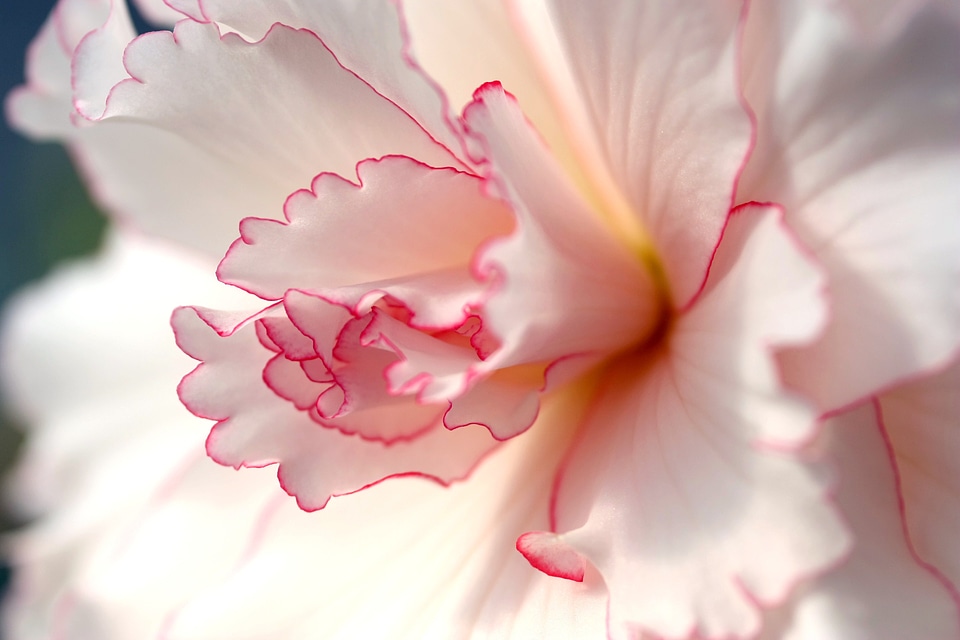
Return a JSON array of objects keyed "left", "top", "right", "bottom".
[{"left": 3, "top": 1, "right": 959, "bottom": 638}]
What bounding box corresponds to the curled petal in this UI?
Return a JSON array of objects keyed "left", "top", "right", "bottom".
[
  {"left": 172, "top": 306, "right": 500, "bottom": 511},
  {"left": 219, "top": 155, "right": 513, "bottom": 330},
  {"left": 464, "top": 84, "right": 662, "bottom": 373}
]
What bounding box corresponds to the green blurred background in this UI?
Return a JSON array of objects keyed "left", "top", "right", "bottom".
[{"left": 0, "top": 1, "right": 109, "bottom": 595}]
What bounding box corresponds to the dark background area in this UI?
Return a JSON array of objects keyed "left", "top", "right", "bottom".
[{"left": 0, "top": 0, "right": 107, "bottom": 599}]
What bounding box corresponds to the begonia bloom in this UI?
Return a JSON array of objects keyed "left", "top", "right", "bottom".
[{"left": 2, "top": 0, "right": 959, "bottom": 638}]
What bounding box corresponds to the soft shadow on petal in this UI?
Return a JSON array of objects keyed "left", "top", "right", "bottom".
[
  {"left": 547, "top": 206, "right": 847, "bottom": 640},
  {"left": 758, "top": 403, "right": 960, "bottom": 640},
  {"left": 741, "top": 1, "right": 960, "bottom": 411},
  {"left": 880, "top": 355, "right": 960, "bottom": 590}
]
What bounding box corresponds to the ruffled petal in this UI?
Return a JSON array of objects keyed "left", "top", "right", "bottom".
[
  {"left": 5, "top": 263, "right": 608, "bottom": 639},
  {"left": 22, "top": 9, "right": 461, "bottom": 257},
  {"left": 166, "top": 0, "right": 466, "bottom": 158},
  {"left": 542, "top": 0, "right": 754, "bottom": 306},
  {"left": 544, "top": 206, "right": 847, "bottom": 640},
  {"left": 172, "top": 306, "right": 500, "bottom": 511},
  {"left": 218, "top": 155, "right": 512, "bottom": 329},
  {"left": 741, "top": 1, "right": 960, "bottom": 410},
  {"left": 880, "top": 355, "right": 960, "bottom": 589},
  {"left": 758, "top": 404, "right": 960, "bottom": 640}
]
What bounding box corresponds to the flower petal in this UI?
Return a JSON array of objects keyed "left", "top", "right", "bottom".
[
  {"left": 880, "top": 355, "right": 960, "bottom": 590},
  {"left": 741, "top": 1, "right": 960, "bottom": 410},
  {"left": 464, "top": 84, "right": 662, "bottom": 372},
  {"left": 759, "top": 403, "right": 960, "bottom": 640},
  {"left": 172, "top": 306, "right": 500, "bottom": 511},
  {"left": 542, "top": 0, "right": 754, "bottom": 306},
  {"left": 218, "top": 155, "right": 513, "bottom": 329},
  {"left": 68, "top": 17, "right": 459, "bottom": 256},
  {"left": 546, "top": 206, "right": 847, "bottom": 640},
  {"left": 167, "top": 0, "right": 466, "bottom": 158}
]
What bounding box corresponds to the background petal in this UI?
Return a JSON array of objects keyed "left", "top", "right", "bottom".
[{"left": 741, "top": 1, "right": 960, "bottom": 410}]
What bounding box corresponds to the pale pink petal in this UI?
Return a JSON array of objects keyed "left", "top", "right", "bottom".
[
  {"left": 741, "top": 1, "right": 960, "bottom": 410},
  {"left": 759, "top": 404, "right": 960, "bottom": 640},
  {"left": 152, "top": 391, "right": 606, "bottom": 640},
  {"left": 880, "top": 356, "right": 960, "bottom": 589},
  {"left": 5, "top": 0, "right": 110, "bottom": 137},
  {"left": 542, "top": 0, "right": 754, "bottom": 306},
  {"left": 464, "top": 84, "right": 662, "bottom": 373},
  {"left": 70, "top": 19, "right": 459, "bottom": 255},
  {"left": 218, "top": 156, "right": 513, "bottom": 329},
  {"left": 545, "top": 206, "right": 846, "bottom": 640},
  {"left": 172, "top": 306, "right": 500, "bottom": 511},
  {"left": 0, "top": 230, "right": 261, "bottom": 639},
  {"left": 168, "top": 0, "right": 466, "bottom": 158},
  {"left": 402, "top": 0, "right": 596, "bottom": 194}
]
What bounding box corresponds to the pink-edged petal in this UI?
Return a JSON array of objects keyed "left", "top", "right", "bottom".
[
  {"left": 444, "top": 368, "right": 543, "bottom": 441},
  {"left": 759, "top": 403, "right": 960, "bottom": 640},
  {"left": 542, "top": 0, "right": 754, "bottom": 306},
  {"left": 71, "top": 20, "right": 459, "bottom": 256},
  {"left": 219, "top": 156, "right": 512, "bottom": 329},
  {"left": 464, "top": 84, "right": 662, "bottom": 372},
  {"left": 72, "top": 0, "right": 135, "bottom": 120},
  {"left": 548, "top": 206, "right": 846, "bottom": 640},
  {"left": 170, "top": 0, "right": 466, "bottom": 159},
  {"left": 172, "top": 306, "right": 500, "bottom": 511},
  {"left": 880, "top": 355, "right": 960, "bottom": 589},
  {"left": 516, "top": 531, "right": 585, "bottom": 583},
  {"left": 402, "top": 0, "right": 599, "bottom": 194},
  {"left": 5, "top": 0, "right": 112, "bottom": 137},
  {"left": 741, "top": 1, "right": 960, "bottom": 411}
]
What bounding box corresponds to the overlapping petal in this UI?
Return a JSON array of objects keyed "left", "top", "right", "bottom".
[
  {"left": 172, "top": 305, "right": 500, "bottom": 511},
  {"left": 741, "top": 0, "right": 960, "bottom": 411},
  {"left": 880, "top": 356, "right": 960, "bottom": 590},
  {"left": 758, "top": 403, "right": 960, "bottom": 640},
  {"left": 165, "top": 0, "right": 467, "bottom": 158},
  {"left": 542, "top": 0, "right": 754, "bottom": 306},
  {"left": 1, "top": 244, "right": 607, "bottom": 637},
  {"left": 538, "top": 207, "right": 846, "bottom": 640}
]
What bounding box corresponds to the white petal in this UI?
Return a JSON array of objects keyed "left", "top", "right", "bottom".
[
  {"left": 65, "top": 17, "right": 460, "bottom": 256},
  {"left": 759, "top": 404, "right": 960, "bottom": 640},
  {"left": 464, "top": 84, "right": 662, "bottom": 373},
  {"left": 547, "top": 206, "right": 846, "bottom": 640},
  {"left": 543, "top": 0, "right": 754, "bottom": 306},
  {"left": 741, "top": 1, "right": 960, "bottom": 410},
  {"left": 218, "top": 156, "right": 512, "bottom": 329},
  {"left": 880, "top": 355, "right": 960, "bottom": 590},
  {"left": 168, "top": 0, "right": 466, "bottom": 158}
]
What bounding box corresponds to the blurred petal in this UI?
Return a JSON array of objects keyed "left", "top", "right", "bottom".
[{"left": 881, "top": 356, "right": 960, "bottom": 589}]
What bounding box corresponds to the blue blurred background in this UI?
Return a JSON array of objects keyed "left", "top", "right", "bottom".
[{"left": 0, "top": 0, "right": 107, "bottom": 600}]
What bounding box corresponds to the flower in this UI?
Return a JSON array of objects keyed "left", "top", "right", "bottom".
[{"left": 3, "top": 0, "right": 959, "bottom": 638}]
